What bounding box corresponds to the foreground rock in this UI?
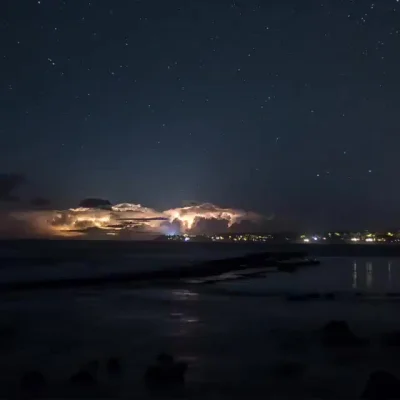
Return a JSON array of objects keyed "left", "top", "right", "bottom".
[
  {"left": 145, "top": 353, "right": 188, "bottom": 388},
  {"left": 69, "top": 370, "right": 96, "bottom": 386},
  {"left": 361, "top": 370, "right": 400, "bottom": 399},
  {"left": 321, "top": 320, "right": 367, "bottom": 347},
  {"left": 381, "top": 331, "right": 400, "bottom": 347},
  {"left": 107, "top": 357, "right": 121, "bottom": 375},
  {"left": 0, "top": 324, "right": 17, "bottom": 340},
  {"left": 85, "top": 360, "right": 99, "bottom": 376},
  {"left": 271, "top": 362, "right": 306, "bottom": 379},
  {"left": 20, "top": 371, "right": 46, "bottom": 393},
  {"left": 286, "top": 293, "right": 318, "bottom": 301},
  {"left": 270, "top": 329, "right": 307, "bottom": 353}
]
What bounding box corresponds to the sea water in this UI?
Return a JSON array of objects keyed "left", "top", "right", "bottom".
[{"left": 1, "top": 243, "right": 400, "bottom": 398}]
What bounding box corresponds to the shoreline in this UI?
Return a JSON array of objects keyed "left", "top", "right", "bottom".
[{"left": 1, "top": 239, "right": 400, "bottom": 257}]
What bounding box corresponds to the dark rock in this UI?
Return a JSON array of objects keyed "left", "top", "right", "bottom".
[
  {"left": 272, "top": 362, "right": 306, "bottom": 379},
  {"left": 0, "top": 324, "right": 16, "bottom": 339},
  {"left": 321, "top": 320, "right": 367, "bottom": 347},
  {"left": 381, "top": 331, "right": 400, "bottom": 347},
  {"left": 157, "top": 352, "right": 174, "bottom": 364},
  {"left": 69, "top": 370, "right": 96, "bottom": 386},
  {"left": 106, "top": 357, "right": 121, "bottom": 375},
  {"left": 20, "top": 371, "right": 46, "bottom": 393},
  {"left": 287, "top": 293, "right": 320, "bottom": 301},
  {"left": 361, "top": 370, "right": 400, "bottom": 399},
  {"left": 275, "top": 330, "right": 307, "bottom": 353},
  {"left": 145, "top": 354, "right": 188, "bottom": 388},
  {"left": 286, "top": 294, "right": 309, "bottom": 301},
  {"left": 86, "top": 360, "right": 99, "bottom": 376},
  {"left": 173, "top": 362, "right": 188, "bottom": 381},
  {"left": 278, "top": 264, "right": 299, "bottom": 273}
]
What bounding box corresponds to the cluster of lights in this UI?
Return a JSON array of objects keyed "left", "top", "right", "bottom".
[
  {"left": 164, "top": 231, "right": 400, "bottom": 245},
  {"left": 301, "top": 235, "right": 326, "bottom": 243},
  {"left": 166, "top": 233, "right": 275, "bottom": 243},
  {"left": 211, "top": 236, "right": 225, "bottom": 241},
  {"left": 301, "top": 231, "right": 399, "bottom": 244},
  {"left": 230, "top": 234, "right": 273, "bottom": 242},
  {"left": 167, "top": 233, "right": 192, "bottom": 242}
]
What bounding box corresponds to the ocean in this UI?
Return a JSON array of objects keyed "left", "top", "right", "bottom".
[{"left": 1, "top": 241, "right": 400, "bottom": 398}]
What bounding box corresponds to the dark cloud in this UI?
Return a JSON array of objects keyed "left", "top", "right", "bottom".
[
  {"left": 30, "top": 197, "right": 51, "bottom": 207},
  {"left": 0, "top": 211, "right": 49, "bottom": 238},
  {"left": 78, "top": 198, "right": 112, "bottom": 209},
  {"left": 182, "top": 200, "right": 200, "bottom": 207},
  {"left": 191, "top": 218, "right": 231, "bottom": 235},
  {"left": 0, "top": 173, "right": 26, "bottom": 202},
  {"left": 68, "top": 227, "right": 107, "bottom": 235},
  {"left": 116, "top": 217, "right": 168, "bottom": 222},
  {"left": 231, "top": 220, "right": 265, "bottom": 233}
]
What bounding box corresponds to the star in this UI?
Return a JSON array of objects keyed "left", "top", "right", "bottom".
[{"left": 2, "top": 0, "right": 400, "bottom": 234}]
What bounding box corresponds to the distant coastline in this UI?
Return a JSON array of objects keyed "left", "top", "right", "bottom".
[{"left": 1, "top": 239, "right": 400, "bottom": 257}]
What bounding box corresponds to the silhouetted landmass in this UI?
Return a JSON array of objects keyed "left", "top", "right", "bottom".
[
  {"left": 3, "top": 240, "right": 400, "bottom": 260},
  {"left": 0, "top": 251, "right": 305, "bottom": 291},
  {"left": 321, "top": 320, "right": 368, "bottom": 347},
  {"left": 361, "top": 370, "right": 400, "bottom": 399},
  {"left": 145, "top": 353, "right": 188, "bottom": 389}
]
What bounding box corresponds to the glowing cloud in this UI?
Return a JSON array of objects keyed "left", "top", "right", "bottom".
[
  {"left": 5, "top": 202, "right": 263, "bottom": 238},
  {"left": 164, "top": 203, "right": 260, "bottom": 231}
]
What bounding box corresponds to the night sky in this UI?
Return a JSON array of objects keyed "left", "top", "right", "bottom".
[{"left": 1, "top": 0, "right": 400, "bottom": 230}]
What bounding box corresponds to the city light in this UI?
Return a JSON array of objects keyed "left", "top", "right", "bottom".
[{"left": 163, "top": 231, "right": 400, "bottom": 244}]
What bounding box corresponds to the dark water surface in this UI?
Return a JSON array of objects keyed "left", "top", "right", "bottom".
[
  {"left": 217, "top": 257, "right": 399, "bottom": 294},
  {"left": 2, "top": 242, "right": 400, "bottom": 398}
]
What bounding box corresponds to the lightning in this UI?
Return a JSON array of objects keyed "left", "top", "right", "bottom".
[
  {"left": 164, "top": 203, "right": 257, "bottom": 231},
  {"left": 3, "top": 202, "right": 263, "bottom": 238}
]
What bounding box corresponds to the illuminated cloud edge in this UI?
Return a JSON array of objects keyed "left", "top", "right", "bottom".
[{"left": 3, "top": 202, "right": 265, "bottom": 238}]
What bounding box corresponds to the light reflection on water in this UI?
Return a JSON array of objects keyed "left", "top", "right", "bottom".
[
  {"left": 3, "top": 257, "right": 400, "bottom": 399},
  {"left": 214, "top": 258, "right": 400, "bottom": 294},
  {"left": 352, "top": 261, "right": 357, "bottom": 289},
  {"left": 172, "top": 289, "right": 200, "bottom": 300},
  {"left": 366, "top": 261, "right": 373, "bottom": 289}
]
